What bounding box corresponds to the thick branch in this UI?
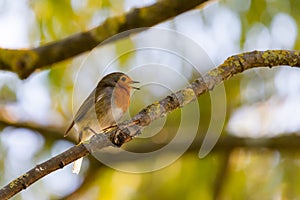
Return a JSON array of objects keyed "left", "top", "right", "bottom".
[
  {"left": 0, "top": 50, "right": 300, "bottom": 199},
  {"left": 0, "top": 0, "right": 208, "bottom": 79}
]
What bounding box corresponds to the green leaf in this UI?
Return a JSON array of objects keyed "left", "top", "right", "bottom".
[
  {"left": 115, "top": 38, "right": 135, "bottom": 68},
  {"left": 0, "top": 84, "right": 17, "bottom": 103}
]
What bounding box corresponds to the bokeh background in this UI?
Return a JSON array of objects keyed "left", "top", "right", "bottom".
[{"left": 0, "top": 0, "right": 300, "bottom": 199}]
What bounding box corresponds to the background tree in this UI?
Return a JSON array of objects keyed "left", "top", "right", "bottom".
[{"left": 0, "top": 0, "right": 299, "bottom": 199}]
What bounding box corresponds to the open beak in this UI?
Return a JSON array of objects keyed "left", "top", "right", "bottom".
[{"left": 130, "top": 80, "right": 140, "bottom": 90}]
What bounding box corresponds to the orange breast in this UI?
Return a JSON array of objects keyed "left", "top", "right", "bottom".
[{"left": 113, "top": 86, "right": 130, "bottom": 113}]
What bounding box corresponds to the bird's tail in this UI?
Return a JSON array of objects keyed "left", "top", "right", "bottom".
[
  {"left": 72, "top": 157, "right": 83, "bottom": 174},
  {"left": 71, "top": 129, "right": 94, "bottom": 174}
]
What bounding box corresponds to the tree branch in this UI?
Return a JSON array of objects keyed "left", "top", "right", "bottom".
[
  {"left": 0, "top": 119, "right": 64, "bottom": 139},
  {"left": 0, "top": 0, "right": 208, "bottom": 79},
  {"left": 0, "top": 50, "right": 299, "bottom": 199},
  {"left": 0, "top": 106, "right": 70, "bottom": 141}
]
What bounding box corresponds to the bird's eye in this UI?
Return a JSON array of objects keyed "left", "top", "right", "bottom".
[{"left": 121, "top": 76, "right": 126, "bottom": 82}]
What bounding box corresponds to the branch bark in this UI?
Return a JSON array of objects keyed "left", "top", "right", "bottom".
[
  {"left": 0, "top": 50, "right": 299, "bottom": 199},
  {"left": 0, "top": 0, "right": 208, "bottom": 79}
]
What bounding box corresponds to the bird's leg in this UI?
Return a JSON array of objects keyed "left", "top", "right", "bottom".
[
  {"left": 126, "top": 119, "right": 140, "bottom": 127},
  {"left": 102, "top": 125, "right": 118, "bottom": 133},
  {"left": 103, "top": 119, "right": 140, "bottom": 132},
  {"left": 83, "top": 127, "right": 98, "bottom": 136},
  {"left": 78, "top": 131, "right": 83, "bottom": 142}
]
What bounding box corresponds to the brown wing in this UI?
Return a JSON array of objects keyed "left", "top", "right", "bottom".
[
  {"left": 64, "top": 86, "right": 116, "bottom": 136},
  {"left": 64, "top": 121, "right": 74, "bottom": 137},
  {"left": 64, "top": 88, "right": 97, "bottom": 136},
  {"left": 94, "top": 87, "right": 114, "bottom": 128}
]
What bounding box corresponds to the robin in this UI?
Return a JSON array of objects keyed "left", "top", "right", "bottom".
[{"left": 64, "top": 72, "right": 139, "bottom": 174}]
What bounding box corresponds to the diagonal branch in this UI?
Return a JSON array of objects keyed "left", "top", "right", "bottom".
[
  {"left": 0, "top": 0, "right": 208, "bottom": 79},
  {"left": 0, "top": 50, "right": 299, "bottom": 199}
]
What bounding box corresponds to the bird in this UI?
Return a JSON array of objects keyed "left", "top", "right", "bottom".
[{"left": 64, "top": 72, "right": 139, "bottom": 174}]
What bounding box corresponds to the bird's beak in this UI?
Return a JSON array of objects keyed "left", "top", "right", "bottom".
[{"left": 130, "top": 80, "right": 140, "bottom": 90}]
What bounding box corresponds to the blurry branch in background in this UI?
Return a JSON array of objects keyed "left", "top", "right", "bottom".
[
  {"left": 63, "top": 133, "right": 300, "bottom": 199},
  {"left": 0, "top": 107, "right": 65, "bottom": 140},
  {"left": 0, "top": 120, "right": 64, "bottom": 140},
  {"left": 213, "top": 150, "right": 231, "bottom": 199},
  {"left": 0, "top": 50, "right": 300, "bottom": 199},
  {"left": 0, "top": 0, "right": 208, "bottom": 79}
]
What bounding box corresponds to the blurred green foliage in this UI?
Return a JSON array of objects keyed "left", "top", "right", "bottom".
[{"left": 0, "top": 84, "right": 17, "bottom": 103}]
